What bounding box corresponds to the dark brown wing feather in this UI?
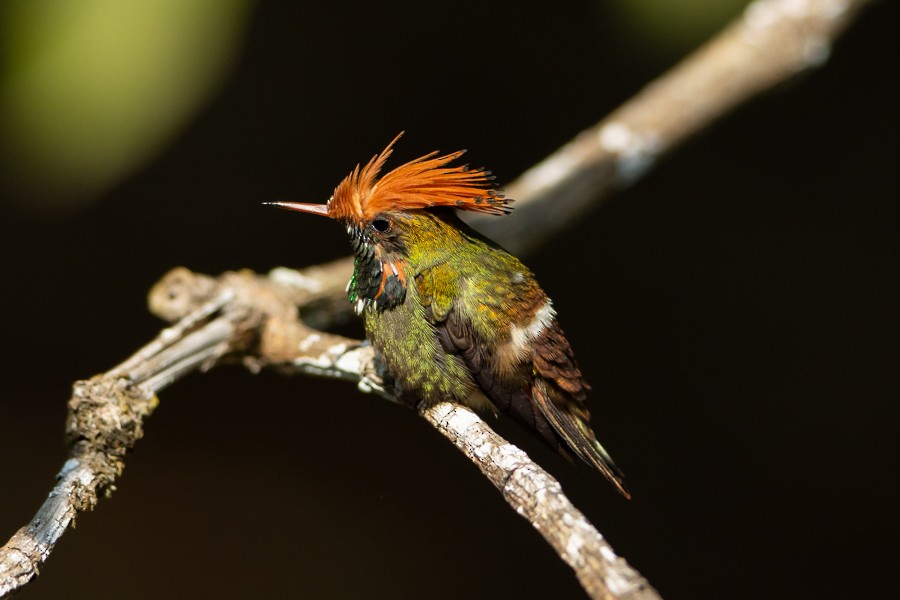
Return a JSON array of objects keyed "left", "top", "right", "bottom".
[
  {"left": 432, "top": 305, "right": 566, "bottom": 454},
  {"left": 420, "top": 273, "right": 628, "bottom": 496},
  {"left": 531, "top": 321, "right": 630, "bottom": 498},
  {"left": 416, "top": 263, "right": 628, "bottom": 496}
]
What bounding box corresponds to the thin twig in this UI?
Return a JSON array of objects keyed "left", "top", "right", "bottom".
[
  {"left": 0, "top": 290, "right": 242, "bottom": 596},
  {"left": 423, "top": 403, "right": 654, "bottom": 600}
]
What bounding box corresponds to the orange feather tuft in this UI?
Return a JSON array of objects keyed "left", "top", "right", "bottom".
[{"left": 326, "top": 132, "right": 511, "bottom": 223}]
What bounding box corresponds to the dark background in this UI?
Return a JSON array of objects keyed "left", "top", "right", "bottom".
[{"left": 1, "top": 1, "right": 898, "bottom": 598}]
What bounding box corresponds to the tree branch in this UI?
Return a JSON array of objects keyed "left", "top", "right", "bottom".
[
  {"left": 471, "top": 0, "right": 871, "bottom": 253},
  {"left": 155, "top": 267, "right": 663, "bottom": 600},
  {"left": 0, "top": 0, "right": 872, "bottom": 597},
  {"left": 0, "top": 288, "right": 241, "bottom": 596},
  {"left": 423, "top": 403, "right": 653, "bottom": 600}
]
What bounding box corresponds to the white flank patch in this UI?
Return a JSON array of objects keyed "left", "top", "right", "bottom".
[{"left": 509, "top": 299, "right": 556, "bottom": 351}]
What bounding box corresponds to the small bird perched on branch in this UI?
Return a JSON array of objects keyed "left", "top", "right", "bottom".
[{"left": 270, "top": 133, "right": 629, "bottom": 498}]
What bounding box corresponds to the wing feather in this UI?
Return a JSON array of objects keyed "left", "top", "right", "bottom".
[{"left": 416, "top": 264, "right": 629, "bottom": 497}]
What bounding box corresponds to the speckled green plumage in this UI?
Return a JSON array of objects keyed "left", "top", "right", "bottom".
[
  {"left": 350, "top": 209, "right": 628, "bottom": 497},
  {"left": 362, "top": 210, "right": 543, "bottom": 404}
]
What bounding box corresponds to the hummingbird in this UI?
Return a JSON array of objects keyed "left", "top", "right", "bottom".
[{"left": 270, "top": 134, "right": 629, "bottom": 498}]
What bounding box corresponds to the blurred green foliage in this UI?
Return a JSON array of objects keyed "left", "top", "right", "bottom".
[
  {"left": 0, "top": 0, "right": 748, "bottom": 213},
  {"left": 0, "top": 0, "right": 254, "bottom": 212}
]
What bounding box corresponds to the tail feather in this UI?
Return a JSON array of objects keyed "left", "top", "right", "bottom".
[{"left": 532, "top": 379, "right": 631, "bottom": 499}]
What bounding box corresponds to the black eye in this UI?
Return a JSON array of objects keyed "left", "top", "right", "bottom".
[{"left": 371, "top": 218, "right": 391, "bottom": 233}]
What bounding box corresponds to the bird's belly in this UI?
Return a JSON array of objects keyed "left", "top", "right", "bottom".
[{"left": 365, "top": 303, "right": 473, "bottom": 405}]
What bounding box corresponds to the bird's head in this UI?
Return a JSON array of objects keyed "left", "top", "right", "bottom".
[
  {"left": 269, "top": 133, "right": 511, "bottom": 313},
  {"left": 269, "top": 132, "right": 510, "bottom": 254}
]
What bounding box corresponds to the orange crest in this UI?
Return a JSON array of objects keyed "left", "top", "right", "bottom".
[{"left": 323, "top": 133, "right": 511, "bottom": 224}]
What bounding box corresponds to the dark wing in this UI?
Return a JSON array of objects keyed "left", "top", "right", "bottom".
[
  {"left": 416, "top": 264, "right": 566, "bottom": 453},
  {"left": 531, "top": 322, "right": 630, "bottom": 498},
  {"left": 417, "top": 264, "right": 629, "bottom": 497}
]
